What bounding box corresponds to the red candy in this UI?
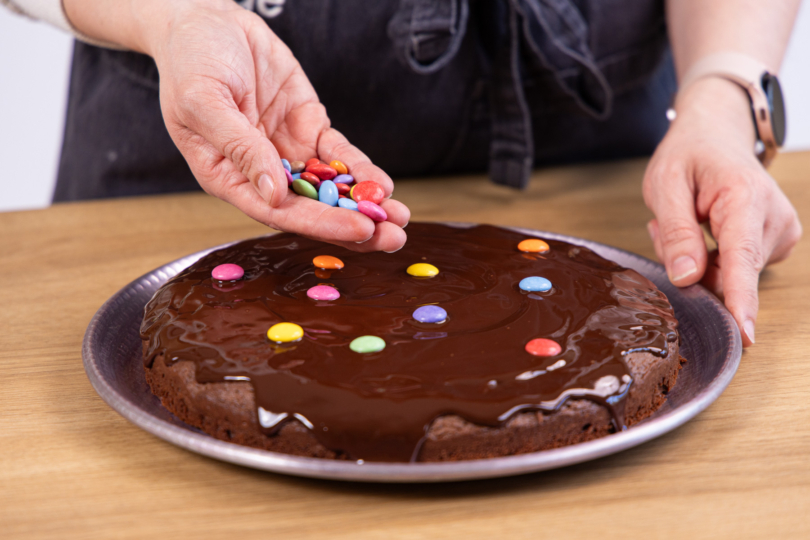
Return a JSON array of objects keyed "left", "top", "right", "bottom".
[
  {"left": 525, "top": 338, "right": 562, "bottom": 357},
  {"left": 336, "top": 182, "right": 351, "bottom": 195},
  {"left": 351, "top": 181, "right": 385, "bottom": 204},
  {"left": 306, "top": 163, "right": 338, "bottom": 180},
  {"left": 300, "top": 171, "right": 321, "bottom": 188},
  {"left": 305, "top": 158, "right": 321, "bottom": 168}
]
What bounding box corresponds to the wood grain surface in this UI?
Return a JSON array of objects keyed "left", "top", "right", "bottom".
[{"left": 1, "top": 153, "right": 808, "bottom": 539}]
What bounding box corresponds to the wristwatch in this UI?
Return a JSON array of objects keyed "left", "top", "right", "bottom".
[{"left": 674, "top": 52, "right": 786, "bottom": 167}]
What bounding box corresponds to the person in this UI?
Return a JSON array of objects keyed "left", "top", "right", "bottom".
[{"left": 3, "top": 0, "right": 802, "bottom": 348}]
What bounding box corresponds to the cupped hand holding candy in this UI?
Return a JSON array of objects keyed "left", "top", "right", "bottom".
[{"left": 64, "top": 0, "right": 409, "bottom": 253}]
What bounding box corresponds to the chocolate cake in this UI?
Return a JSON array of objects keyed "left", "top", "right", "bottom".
[{"left": 140, "top": 223, "right": 683, "bottom": 462}]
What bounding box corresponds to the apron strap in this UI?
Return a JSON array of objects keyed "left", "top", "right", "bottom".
[{"left": 389, "top": 0, "right": 613, "bottom": 188}]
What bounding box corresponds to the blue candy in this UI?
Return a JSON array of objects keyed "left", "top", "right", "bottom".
[
  {"left": 413, "top": 305, "right": 447, "bottom": 324},
  {"left": 338, "top": 198, "right": 359, "bottom": 211},
  {"left": 519, "top": 276, "right": 552, "bottom": 292},
  {"left": 281, "top": 159, "right": 291, "bottom": 173},
  {"left": 292, "top": 173, "right": 301, "bottom": 180},
  {"left": 318, "top": 180, "right": 339, "bottom": 207},
  {"left": 334, "top": 174, "right": 355, "bottom": 184}
]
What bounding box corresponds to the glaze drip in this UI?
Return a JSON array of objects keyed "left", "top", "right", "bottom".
[{"left": 141, "top": 223, "right": 678, "bottom": 462}]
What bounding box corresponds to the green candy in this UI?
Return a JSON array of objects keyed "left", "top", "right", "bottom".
[
  {"left": 350, "top": 335, "right": 386, "bottom": 354},
  {"left": 292, "top": 179, "right": 318, "bottom": 200}
]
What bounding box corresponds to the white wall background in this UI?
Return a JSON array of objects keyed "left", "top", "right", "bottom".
[{"left": 1, "top": 4, "right": 809, "bottom": 212}]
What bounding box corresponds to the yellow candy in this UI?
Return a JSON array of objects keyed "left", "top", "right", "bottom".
[
  {"left": 313, "top": 255, "right": 344, "bottom": 270},
  {"left": 407, "top": 263, "right": 439, "bottom": 277},
  {"left": 517, "top": 239, "right": 550, "bottom": 253},
  {"left": 267, "top": 322, "right": 304, "bottom": 343}
]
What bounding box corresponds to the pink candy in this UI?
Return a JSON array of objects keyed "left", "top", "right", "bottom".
[
  {"left": 212, "top": 263, "right": 244, "bottom": 281},
  {"left": 307, "top": 285, "right": 340, "bottom": 301},
  {"left": 357, "top": 200, "right": 387, "bottom": 222}
]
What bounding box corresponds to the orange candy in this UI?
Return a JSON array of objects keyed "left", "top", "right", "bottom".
[
  {"left": 517, "top": 239, "right": 550, "bottom": 253},
  {"left": 330, "top": 160, "right": 348, "bottom": 175},
  {"left": 313, "top": 255, "right": 344, "bottom": 270}
]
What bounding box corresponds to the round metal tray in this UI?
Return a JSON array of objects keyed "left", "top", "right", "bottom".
[{"left": 83, "top": 225, "right": 742, "bottom": 482}]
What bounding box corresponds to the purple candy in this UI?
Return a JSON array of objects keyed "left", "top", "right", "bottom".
[
  {"left": 413, "top": 305, "right": 447, "bottom": 324},
  {"left": 307, "top": 285, "right": 340, "bottom": 301},
  {"left": 334, "top": 174, "right": 355, "bottom": 184},
  {"left": 212, "top": 263, "right": 244, "bottom": 281},
  {"left": 357, "top": 200, "right": 387, "bottom": 222},
  {"left": 284, "top": 168, "right": 293, "bottom": 185}
]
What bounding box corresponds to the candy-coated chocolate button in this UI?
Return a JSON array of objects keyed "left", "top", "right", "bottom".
[
  {"left": 292, "top": 173, "right": 301, "bottom": 180},
  {"left": 284, "top": 168, "right": 293, "bottom": 184},
  {"left": 334, "top": 174, "right": 354, "bottom": 184},
  {"left": 413, "top": 305, "right": 447, "bottom": 323},
  {"left": 336, "top": 182, "right": 351, "bottom": 195},
  {"left": 357, "top": 200, "right": 387, "bottom": 222},
  {"left": 313, "top": 255, "right": 344, "bottom": 270},
  {"left": 211, "top": 263, "right": 244, "bottom": 281},
  {"left": 290, "top": 160, "right": 305, "bottom": 173},
  {"left": 407, "top": 263, "right": 439, "bottom": 277},
  {"left": 518, "top": 239, "right": 550, "bottom": 253},
  {"left": 351, "top": 181, "right": 385, "bottom": 204},
  {"left": 318, "top": 180, "right": 339, "bottom": 206},
  {"left": 525, "top": 338, "right": 562, "bottom": 357},
  {"left": 305, "top": 158, "right": 321, "bottom": 168},
  {"left": 350, "top": 335, "right": 386, "bottom": 354},
  {"left": 329, "top": 160, "right": 348, "bottom": 175},
  {"left": 292, "top": 179, "right": 318, "bottom": 199},
  {"left": 281, "top": 159, "right": 291, "bottom": 173},
  {"left": 519, "top": 276, "right": 552, "bottom": 292},
  {"left": 307, "top": 285, "right": 340, "bottom": 301},
  {"left": 338, "top": 198, "right": 359, "bottom": 211},
  {"left": 306, "top": 163, "right": 338, "bottom": 180},
  {"left": 300, "top": 171, "right": 321, "bottom": 188},
  {"left": 267, "top": 322, "right": 304, "bottom": 343}
]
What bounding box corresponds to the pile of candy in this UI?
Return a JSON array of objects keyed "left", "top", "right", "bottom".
[
  {"left": 210, "top": 236, "right": 565, "bottom": 360},
  {"left": 281, "top": 157, "right": 388, "bottom": 222}
]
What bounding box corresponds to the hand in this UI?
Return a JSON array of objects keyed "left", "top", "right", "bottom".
[
  {"left": 72, "top": 0, "right": 409, "bottom": 252},
  {"left": 643, "top": 77, "right": 801, "bottom": 347}
]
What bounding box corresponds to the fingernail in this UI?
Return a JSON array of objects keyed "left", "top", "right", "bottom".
[
  {"left": 647, "top": 222, "right": 657, "bottom": 242},
  {"left": 258, "top": 174, "right": 274, "bottom": 204},
  {"left": 402, "top": 222, "right": 408, "bottom": 229},
  {"left": 384, "top": 246, "right": 403, "bottom": 253},
  {"left": 355, "top": 236, "right": 373, "bottom": 244},
  {"left": 743, "top": 319, "right": 756, "bottom": 344},
  {"left": 670, "top": 256, "right": 697, "bottom": 283}
]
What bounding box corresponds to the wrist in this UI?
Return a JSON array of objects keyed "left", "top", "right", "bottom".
[{"left": 671, "top": 77, "right": 757, "bottom": 148}]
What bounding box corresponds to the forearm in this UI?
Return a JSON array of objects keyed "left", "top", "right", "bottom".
[
  {"left": 667, "top": 0, "right": 800, "bottom": 78},
  {"left": 62, "top": 0, "right": 234, "bottom": 56}
]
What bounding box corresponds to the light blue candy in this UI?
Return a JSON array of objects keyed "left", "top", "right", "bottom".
[
  {"left": 413, "top": 305, "right": 447, "bottom": 324},
  {"left": 292, "top": 172, "right": 301, "bottom": 180},
  {"left": 338, "top": 198, "right": 359, "bottom": 211},
  {"left": 318, "top": 180, "right": 339, "bottom": 206},
  {"left": 519, "top": 276, "right": 552, "bottom": 292},
  {"left": 334, "top": 174, "right": 354, "bottom": 184},
  {"left": 281, "top": 159, "right": 291, "bottom": 173}
]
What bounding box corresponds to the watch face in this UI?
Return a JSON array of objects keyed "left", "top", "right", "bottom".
[{"left": 762, "top": 73, "right": 786, "bottom": 147}]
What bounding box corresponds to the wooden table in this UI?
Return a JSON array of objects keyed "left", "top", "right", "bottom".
[{"left": 2, "top": 153, "right": 809, "bottom": 539}]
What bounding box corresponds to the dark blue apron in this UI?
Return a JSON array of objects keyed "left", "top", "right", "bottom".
[{"left": 54, "top": 0, "right": 674, "bottom": 201}]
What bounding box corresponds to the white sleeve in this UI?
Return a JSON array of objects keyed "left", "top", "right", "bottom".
[{"left": 1, "top": 0, "right": 124, "bottom": 49}]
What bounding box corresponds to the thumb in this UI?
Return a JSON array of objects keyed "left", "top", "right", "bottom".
[
  {"left": 644, "top": 167, "right": 707, "bottom": 286},
  {"left": 184, "top": 99, "right": 288, "bottom": 208}
]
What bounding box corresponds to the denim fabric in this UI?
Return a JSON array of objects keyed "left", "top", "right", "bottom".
[{"left": 54, "top": 0, "right": 674, "bottom": 201}]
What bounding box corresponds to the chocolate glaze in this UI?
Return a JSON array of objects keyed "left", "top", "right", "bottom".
[{"left": 141, "top": 223, "right": 679, "bottom": 462}]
